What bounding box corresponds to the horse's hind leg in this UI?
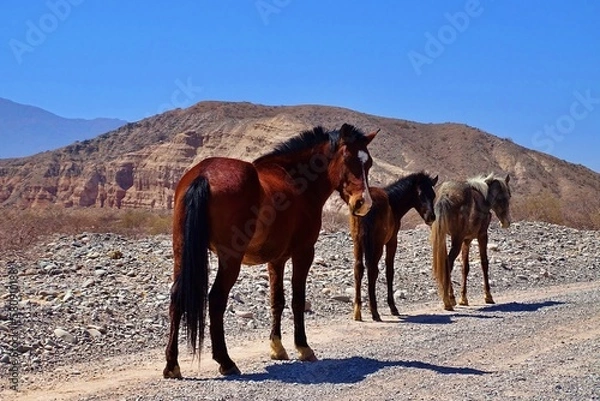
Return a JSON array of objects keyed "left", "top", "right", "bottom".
[
  {"left": 446, "top": 238, "right": 462, "bottom": 307},
  {"left": 209, "top": 254, "right": 243, "bottom": 375},
  {"left": 291, "top": 248, "right": 318, "bottom": 361},
  {"left": 163, "top": 281, "right": 183, "bottom": 379},
  {"left": 268, "top": 259, "right": 290, "bottom": 360},
  {"left": 478, "top": 233, "right": 495, "bottom": 304},
  {"left": 458, "top": 240, "right": 472, "bottom": 306},
  {"left": 385, "top": 238, "right": 399, "bottom": 316}
]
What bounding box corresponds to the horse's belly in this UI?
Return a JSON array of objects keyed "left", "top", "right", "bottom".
[{"left": 241, "top": 235, "right": 290, "bottom": 265}]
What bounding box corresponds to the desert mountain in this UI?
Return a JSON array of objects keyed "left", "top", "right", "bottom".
[
  {"left": 0, "top": 97, "right": 126, "bottom": 159},
  {"left": 0, "top": 101, "right": 599, "bottom": 229}
]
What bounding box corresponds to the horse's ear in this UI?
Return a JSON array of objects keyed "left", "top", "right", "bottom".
[
  {"left": 340, "top": 123, "right": 355, "bottom": 141},
  {"left": 431, "top": 175, "right": 439, "bottom": 186},
  {"left": 365, "top": 129, "right": 379, "bottom": 144},
  {"left": 505, "top": 174, "right": 510, "bottom": 184},
  {"left": 484, "top": 173, "right": 495, "bottom": 185}
]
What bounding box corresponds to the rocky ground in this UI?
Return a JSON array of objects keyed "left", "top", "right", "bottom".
[{"left": 1, "top": 221, "right": 599, "bottom": 400}]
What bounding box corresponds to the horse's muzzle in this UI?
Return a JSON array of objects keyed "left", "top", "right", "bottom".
[
  {"left": 425, "top": 212, "right": 436, "bottom": 226},
  {"left": 350, "top": 196, "right": 372, "bottom": 217}
]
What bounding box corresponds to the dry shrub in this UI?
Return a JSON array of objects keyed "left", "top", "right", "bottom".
[
  {"left": 322, "top": 210, "right": 348, "bottom": 233},
  {"left": 587, "top": 208, "right": 600, "bottom": 229},
  {"left": 513, "top": 191, "right": 565, "bottom": 226},
  {"left": 0, "top": 207, "right": 173, "bottom": 259}
]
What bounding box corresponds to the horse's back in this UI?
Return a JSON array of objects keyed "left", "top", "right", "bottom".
[
  {"left": 434, "top": 181, "right": 471, "bottom": 235},
  {"left": 435, "top": 180, "right": 490, "bottom": 238},
  {"left": 435, "top": 181, "right": 470, "bottom": 213},
  {"left": 177, "top": 157, "right": 258, "bottom": 195}
]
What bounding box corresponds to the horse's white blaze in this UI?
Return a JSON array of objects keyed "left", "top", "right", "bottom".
[{"left": 359, "top": 153, "right": 372, "bottom": 209}]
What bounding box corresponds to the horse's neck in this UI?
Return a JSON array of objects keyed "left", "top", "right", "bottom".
[
  {"left": 388, "top": 185, "right": 417, "bottom": 219},
  {"left": 260, "top": 152, "right": 336, "bottom": 205},
  {"left": 470, "top": 188, "right": 491, "bottom": 213}
]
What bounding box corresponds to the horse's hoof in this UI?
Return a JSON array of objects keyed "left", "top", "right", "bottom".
[
  {"left": 163, "top": 365, "right": 182, "bottom": 379},
  {"left": 219, "top": 364, "right": 241, "bottom": 376},
  {"left": 390, "top": 308, "right": 400, "bottom": 316},
  {"left": 297, "top": 346, "right": 318, "bottom": 362},
  {"left": 270, "top": 349, "right": 290, "bottom": 360},
  {"left": 485, "top": 297, "right": 495, "bottom": 304},
  {"left": 372, "top": 314, "right": 382, "bottom": 322},
  {"left": 270, "top": 337, "right": 290, "bottom": 360},
  {"left": 444, "top": 305, "right": 455, "bottom": 311},
  {"left": 458, "top": 298, "right": 469, "bottom": 306},
  {"left": 353, "top": 305, "right": 362, "bottom": 322}
]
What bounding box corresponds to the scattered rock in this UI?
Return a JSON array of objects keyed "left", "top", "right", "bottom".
[
  {"left": 331, "top": 295, "right": 351, "bottom": 303},
  {"left": 87, "top": 251, "right": 101, "bottom": 259},
  {"left": 53, "top": 328, "right": 77, "bottom": 344},
  {"left": 86, "top": 328, "right": 102, "bottom": 339},
  {"left": 235, "top": 311, "right": 254, "bottom": 319}
]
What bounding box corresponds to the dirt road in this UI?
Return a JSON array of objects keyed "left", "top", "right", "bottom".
[{"left": 5, "top": 280, "right": 599, "bottom": 401}]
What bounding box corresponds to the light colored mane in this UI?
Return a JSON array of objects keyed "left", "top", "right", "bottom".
[{"left": 466, "top": 173, "right": 494, "bottom": 199}]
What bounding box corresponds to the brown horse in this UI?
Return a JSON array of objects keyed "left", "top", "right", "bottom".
[
  {"left": 163, "top": 124, "right": 377, "bottom": 379},
  {"left": 431, "top": 173, "right": 512, "bottom": 311},
  {"left": 349, "top": 172, "right": 438, "bottom": 322}
]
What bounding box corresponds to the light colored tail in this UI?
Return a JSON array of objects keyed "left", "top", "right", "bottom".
[{"left": 431, "top": 199, "right": 452, "bottom": 310}]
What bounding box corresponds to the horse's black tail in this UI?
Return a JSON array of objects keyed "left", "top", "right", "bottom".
[{"left": 175, "top": 176, "right": 210, "bottom": 358}]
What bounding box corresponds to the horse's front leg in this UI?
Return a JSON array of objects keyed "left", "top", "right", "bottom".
[
  {"left": 352, "top": 242, "right": 365, "bottom": 322},
  {"left": 459, "top": 240, "right": 472, "bottom": 306},
  {"left": 291, "top": 248, "right": 318, "bottom": 361},
  {"left": 350, "top": 217, "right": 365, "bottom": 321},
  {"left": 385, "top": 237, "right": 399, "bottom": 316},
  {"left": 268, "top": 259, "right": 290, "bottom": 360},
  {"left": 478, "top": 233, "right": 495, "bottom": 304}
]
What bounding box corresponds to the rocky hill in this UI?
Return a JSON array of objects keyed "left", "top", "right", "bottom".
[{"left": 0, "top": 101, "right": 599, "bottom": 228}]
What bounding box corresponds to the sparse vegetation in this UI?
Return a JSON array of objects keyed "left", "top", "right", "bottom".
[
  {"left": 513, "top": 191, "right": 565, "bottom": 227},
  {"left": 322, "top": 210, "right": 348, "bottom": 233},
  {"left": 0, "top": 207, "right": 173, "bottom": 260}
]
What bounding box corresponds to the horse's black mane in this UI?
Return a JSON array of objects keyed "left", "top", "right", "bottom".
[
  {"left": 253, "top": 124, "right": 366, "bottom": 164},
  {"left": 384, "top": 172, "right": 432, "bottom": 205}
]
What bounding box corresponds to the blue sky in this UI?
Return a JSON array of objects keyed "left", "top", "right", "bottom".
[{"left": 1, "top": 0, "right": 599, "bottom": 171}]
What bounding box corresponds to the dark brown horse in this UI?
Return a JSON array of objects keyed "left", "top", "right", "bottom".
[
  {"left": 163, "top": 124, "right": 377, "bottom": 378},
  {"left": 431, "top": 174, "right": 512, "bottom": 311},
  {"left": 349, "top": 172, "right": 438, "bottom": 321}
]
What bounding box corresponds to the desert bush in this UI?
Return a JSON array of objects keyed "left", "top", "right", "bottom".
[
  {"left": 513, "top": 191, "right": 565, "bottom": 226},
  {"left": 0, "top": 207, "right": 173, "bottom": 259},
  {"left": 322, "top": 210, "right": 348, "bottom": 233}
]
